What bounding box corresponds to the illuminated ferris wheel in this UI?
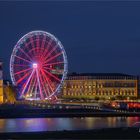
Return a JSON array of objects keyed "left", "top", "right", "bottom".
[{"left": 10, "top": 31, "right": 68, "bottom": 100}]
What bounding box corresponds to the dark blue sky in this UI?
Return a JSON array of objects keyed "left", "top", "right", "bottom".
[{"left": 1, "top": 1, "right": 140, "bottom": 79}]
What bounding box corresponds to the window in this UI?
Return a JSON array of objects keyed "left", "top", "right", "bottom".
[{"left": 89, "top": 85, "right": 91, "bottom": 88}]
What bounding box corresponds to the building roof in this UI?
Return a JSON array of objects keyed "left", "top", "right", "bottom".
[{"left": 67, "top": 73, "right": 138, "bottom": 80}]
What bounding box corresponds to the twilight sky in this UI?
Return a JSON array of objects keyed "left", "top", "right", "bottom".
[{"left": 1, "top": 1, "right": 140, "bottom": 79}]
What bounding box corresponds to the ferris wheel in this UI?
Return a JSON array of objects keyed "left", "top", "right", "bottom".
[{"left": 10, "top": 31, "right": 68, "bottom": 100}]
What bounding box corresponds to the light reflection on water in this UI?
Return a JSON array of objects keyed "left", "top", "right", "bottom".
[{"left": 0, "top": 117, "right": 139, "bottom": 132}]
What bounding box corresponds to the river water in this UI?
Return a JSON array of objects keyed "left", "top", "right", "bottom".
[{"left": 0, "top": 117, "right": 140, "bottom": 132}]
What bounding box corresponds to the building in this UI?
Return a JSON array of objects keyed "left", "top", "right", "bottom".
[
  {"left": 0, "top": 62, "right": 3, "bottom": 103},
  {"left": 62, "top": 73, "right": 138, "bottom": 100},
  {"left": 3, "top": 80, "right": 16, "bottom": 104}
]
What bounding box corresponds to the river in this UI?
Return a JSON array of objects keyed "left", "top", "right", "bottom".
[{"left": 0, "top": 117, "right": 140, "bottom": 132}]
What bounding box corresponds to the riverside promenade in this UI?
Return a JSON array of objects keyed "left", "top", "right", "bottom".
[{"left": 0, "top": 103, "right": 140, "bottom": 118}]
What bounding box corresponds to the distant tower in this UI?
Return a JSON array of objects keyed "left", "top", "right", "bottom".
[{"left": 0, "top": 62, "right": 3, "bottom": 103}]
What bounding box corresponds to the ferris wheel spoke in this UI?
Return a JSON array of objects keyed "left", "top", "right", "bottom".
[
  {"left": 39, "top": 36, "right": 47, "bottom": 61},
  {"left": 45, "top": 45, "right": 58, "bottom": 61},
  {"left": 28, "top": 48, "right": 38, "bottom": 58},
  {"left": 25, "top": 72, "right": 35, "bottom": 97},
  {"left": 39, "top": 75, "right": 47, "bottom": 97},
  {"left": 39, "top": 70, "right": 50, "bottom": 98},
  {"left": 36, "top": 36, "right": 40, "bottom": 54},
  {"left": 28, "top": 73, "right": 36, "bottom": 97},
  {"left": 40, "top": 48, "right": 48, "bottom": 60},
  {"left": 36, "top": 46, "right": 48, "bottom": 63},
  {"left": 43, "top": 66, "right": 63, "bottom": 76},
  {"left": 27, "top": 47, "right": 44, "bottom": 62},
  {"left": 30, "top": 37, "right": 41, "bottom": 56},
  {"left": 41, "top": 69, "right": 54, "bottom": 93},
  {"left": 54, "top": 95, "right": 58, "bottom": 100},
  {"left": 43, "top": 79, "right": 51, "bottom": 98},
  {"left": 45, "top": 51, "right": 63, "bottom": 64},
  {"left": 40, "top": 49, "right": 47, "bottom": 63},
  {"left": 47, "top": 77, "right": 56, "bottom": 93},
  {"left": 20, "top": 69, "right": 35, "bottom": 98},
  {"left": 16, "top": 70, "right": 32, "bottom": 85},
  {"left": 13, "top": 64, "right": 30, "bottom": 67},
  {"left": 37, "top": 38, "right": 54, "bottom": 65},
  {"left": 42, "top": 39, "right": 53, "bottom": 59},
  {"left": 14, "top": 55, "right": 32, "bottom": 64},
  {"left": 19, "top": 48, "right": 33, "bottom": 62},
  {"left": 43, "top": 81, "right": 50, "bottom": 98},
  {"left": 40, "top": 36, "right": 47, "bottom": 54},
  {"left": 38, "top": 53, "right": 45, "bottom": 64},
  {"left": 43, "top": 61, "right": 64, "bottom": 66},
  {"left": 14, "top": 67, "right": 32, "bottom": 76},
  {"left": 43, "top": 69, "right": 60, "bottom": 82},
  {"left": 26, "top": 46, "right": 47, "bottom": 65},
  {"left": 43, "top": 67, "right": 57, "bottom": 71},
  {"left": 29, "top": 36, "right": 36, "bottom": 56},
  {"left": 28, "top": 38, "right": 48, "bottom": 51},
  {"left": 36, "top": 69, "right": 44, "bottom": 100},
  {"left": 34, "top": 78, "right": 38, "bottom": 99},
  {"left": 33, "top": 76, "right": 38, "bottom": 98},
  {"left": 40, "top": 70, "right": 52, "bottom": 97}
]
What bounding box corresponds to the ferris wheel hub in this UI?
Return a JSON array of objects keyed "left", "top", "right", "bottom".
[{"left": 33, "top": 63, "right": 38, "bottom": 69}]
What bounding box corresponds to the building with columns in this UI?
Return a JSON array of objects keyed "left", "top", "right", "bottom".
[{"left": 62, "top": 73, "right": 138, "bottom": 100}]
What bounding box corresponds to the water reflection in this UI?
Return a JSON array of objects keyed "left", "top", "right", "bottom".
[{"left": 0, "top": 117, "right": 139, "bottom": 132}]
